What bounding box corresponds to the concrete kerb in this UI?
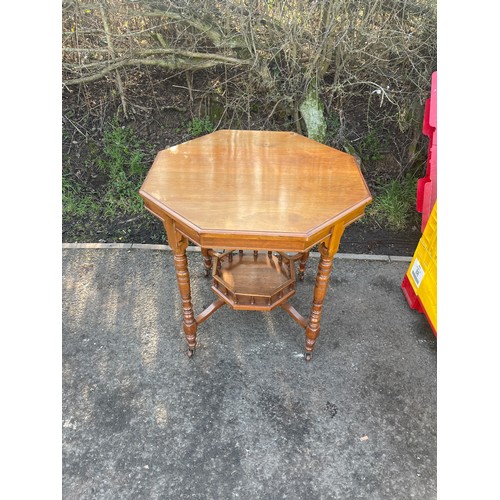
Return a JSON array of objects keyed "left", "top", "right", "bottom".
[{"left": 62, "top": 243, "right": 412, "bottom": 262}]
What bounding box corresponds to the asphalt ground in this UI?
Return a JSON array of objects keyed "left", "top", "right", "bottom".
[{"left": 62, "top": 246, "right": 437, "bottom": 499}]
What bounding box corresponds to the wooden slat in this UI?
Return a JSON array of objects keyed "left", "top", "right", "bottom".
[
  {"left": 280, "top": 301, "right": 308, "bottom": 329},
  {"left": 194, "top": 298, "right": 226, "bottom": 325}
]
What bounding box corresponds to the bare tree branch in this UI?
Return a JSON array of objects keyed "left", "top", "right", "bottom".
[{"left": 62, "top": 0, "right": 436, "bottom": 162}]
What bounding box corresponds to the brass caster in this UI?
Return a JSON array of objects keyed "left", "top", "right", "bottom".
[
  {"left": 298, "top": 272, "right": 304, "bottom": 281},
  {"left": 204, "top": 268, "right": 210, "bottom": 277},
  {"left": 187, "top": 348, "right": 195, "bottom": 358},
  {"left": 304, "top": 352, "right": 312, "bottom": 361}
]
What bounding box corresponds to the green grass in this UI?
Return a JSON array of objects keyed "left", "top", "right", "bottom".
[
  {"left": 62, "top": 119, "right": 150, "bottom": 220},
  {"left": 97, "top": 119, "right": 147, "bottom": 217},
  {"left": 62, "top": 176, "right": 100, "bottom": 217},
  {"left": 366, "top": 175, "right": 417, "bottom": 231},
  {"left": 357, "top": 130, "right": 384, "bottom": 163},
  {"left": 186, "top": 117, "right": 214, "bottom": 137}
]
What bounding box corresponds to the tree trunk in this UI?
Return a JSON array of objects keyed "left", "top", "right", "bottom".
[{"left": 299, "top": 80, "right": 327, "bottom": 143}]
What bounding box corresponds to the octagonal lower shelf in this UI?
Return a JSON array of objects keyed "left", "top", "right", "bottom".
[{"left": 212, "top": 251, "right": 296, "bottom": 311}]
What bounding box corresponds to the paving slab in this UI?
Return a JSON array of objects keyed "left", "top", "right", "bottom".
[{"left": 62, "top": 248, "right": 436, "bottom": 499}]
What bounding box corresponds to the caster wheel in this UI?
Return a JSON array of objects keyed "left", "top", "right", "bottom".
[
  {"left": 187, "top": 348, "right": 195, "bottom": 358},
  {"left": 204, "top": 269, "right": 209, "bottom": 277},
  {"left": 298, "top": 272, "right": 304, "bottom": 281},
  {"left": 304, "top": 352, "right": 312, "bottom": 361}
]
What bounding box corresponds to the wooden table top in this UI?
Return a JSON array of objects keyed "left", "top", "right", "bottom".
[{"left": 140, "top": 130, "right": 371, "bottom": 245}]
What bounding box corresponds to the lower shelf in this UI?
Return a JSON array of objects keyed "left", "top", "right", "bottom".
[{"left": 212, "top": 251, "right": 296, "bottom": 311}]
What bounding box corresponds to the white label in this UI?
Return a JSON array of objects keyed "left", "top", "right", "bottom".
[{"left": 411, "top": 258, "right": 425, "bottom": 288}]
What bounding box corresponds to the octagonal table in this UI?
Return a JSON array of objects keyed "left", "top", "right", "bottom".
[{"left": 139, "top": 130, "right": 372, "bottom": 360}]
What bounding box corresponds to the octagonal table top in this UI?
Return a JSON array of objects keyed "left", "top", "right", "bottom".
[{"left": 140, "top": 130, "right": 372, "bottom": 250}]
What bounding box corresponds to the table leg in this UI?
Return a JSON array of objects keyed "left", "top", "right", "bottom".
[
  {"left": 304, "top": 224, "right": 344, "bottom": 360},
  {"left": 201, "top": 248, "right": 212, "bottom": 277},
  {"left": 163, "top": 218, "right": 197, "bottom": 356},
  {"left": 298, "top": 251, "right": 310, "bottom": 281}
]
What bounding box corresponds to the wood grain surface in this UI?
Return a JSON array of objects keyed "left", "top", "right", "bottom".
[
  {"left": 140, "top": 130, "right": 371, "bottom": 239},
  {"left": 140, "top": 130, "right": 372, "bottom": 357}
]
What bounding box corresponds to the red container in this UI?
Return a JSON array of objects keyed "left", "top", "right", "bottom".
[{"left": 416, "top": 71, "right": 437, "bottom": 233}]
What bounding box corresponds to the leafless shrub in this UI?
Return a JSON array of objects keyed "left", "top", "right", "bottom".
[{"left": 62, "top": 0, "right": 436, "bottom": 172}]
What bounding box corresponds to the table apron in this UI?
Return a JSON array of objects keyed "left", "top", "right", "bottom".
[
  {"left": 176, "top": 223, "right": 345, "bottom": 253},
  {"left": 143, "top": 196, "right": 366, "bottom": 253}
]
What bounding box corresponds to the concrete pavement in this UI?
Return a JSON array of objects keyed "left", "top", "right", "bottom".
[{"left": 62, "top": 246, "right": 436, "bottom": 499}]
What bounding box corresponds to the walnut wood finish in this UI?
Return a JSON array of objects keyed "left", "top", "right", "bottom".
[
  {"left": 194, "top": 298, "right": 225, "bottom": 325},
  {"left": 298, "top": 251, "right": 310, "bottom": 281},
  {"left": 212, "top": 251, "right": 296, "bottom": 311},
  {"left": 280, "top": 301, "right": 308, "bottom": 329},
  {"left": 163, "top": 218, "right": 197, "bottom": 354},
  {"left": 304, "top": 223, "right": 345, "bottom": 358},
  {"left": 140, "top": 130, "right": 371, "bottom": 252},
  {"left": 139, "top": 130, "right": 372, "bottom": 359},
  {"left": 201, "top": 248, "right": 212, "bottom": 277}
]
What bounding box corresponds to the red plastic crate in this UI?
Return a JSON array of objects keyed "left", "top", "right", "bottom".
[{"left": 416, "top": 71, "right": 437, "bottom": 233}]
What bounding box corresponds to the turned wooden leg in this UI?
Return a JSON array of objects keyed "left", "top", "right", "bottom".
[
  {"left": 304, "top": 250, "right": 333, "bottom": 360},
  {"left": 304, "top": 224, "right": 344, "bottom": 360},
  {"left": 298, "top": 251, "right": 310, "bottom": 281},
  {"left": 201, "top": 248, "right": 212, "bottom": 277},
  {"left": 164, "top": 218, "right": 197, "bottom": 356},
  {"left": 173, "top": 251, "right": 197, "bottom": 354}
]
